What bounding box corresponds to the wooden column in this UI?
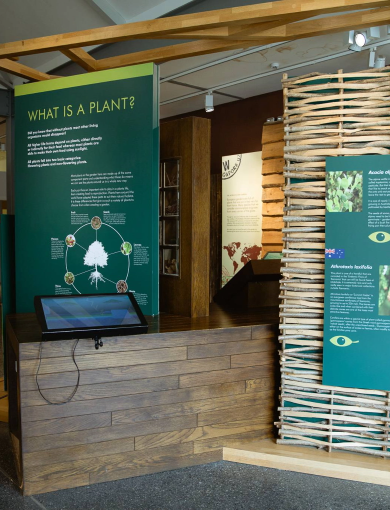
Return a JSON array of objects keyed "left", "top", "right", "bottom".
[{"left": 160, "top": 117, "right": 211, "bottom": 317}]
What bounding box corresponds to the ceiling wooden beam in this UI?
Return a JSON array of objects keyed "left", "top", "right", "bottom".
[
  {"left": 95, "top": 39, "right": 259, "bottom": 70},
  {"left": 154, "top": 13, "right": 314, "bottom": 40},
  {"left": 238, "top": 6, "right": 390, "bottom": 41},
  {"left": 0, "top": 0, "right": 388, "bottom": 58},
  {"left": 61, "top": 48, "right": 97, "bottom": 72},
  {"left": 94, "top": 6, "right": 390, "bottom": 71},
  {"left": 169, "top": 7, "right": 390, "bottom": 41},
  {"left": 0, "top": 59, "right": 54, "bottom": 81}
]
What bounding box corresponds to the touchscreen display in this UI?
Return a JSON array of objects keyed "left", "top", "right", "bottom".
[{"left": 41, "top": 295, "right": 141, "bottom": 330}]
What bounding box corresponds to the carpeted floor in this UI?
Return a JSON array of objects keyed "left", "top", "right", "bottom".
[{"left": 0, "top": 420, "right": 390, "bottom": 510}]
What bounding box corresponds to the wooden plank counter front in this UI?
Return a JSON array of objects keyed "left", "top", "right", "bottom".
[{"left": 7, "top": 306, "right": 278, "bottom": 495}]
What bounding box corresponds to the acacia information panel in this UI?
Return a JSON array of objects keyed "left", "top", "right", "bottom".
[
  {"left": 15, "top": 64, "right": 159, "bottom": 315},
  {"left": 221, "top": 151, "right": 263, "bottom": 287},
  {"left": 323, "top": 155, "right": 390, "bottom": 391}
]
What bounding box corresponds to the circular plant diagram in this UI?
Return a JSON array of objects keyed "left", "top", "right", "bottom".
[
  {"left": 64, "top": 272, "right": 75, "bottom": 285},
  {"left": 116, "top": 280, "right": 128, "bottom": 293},
  {"left": 65, "top": 234, "right": 76, "bottom": 247},
  {"left": 91, "top": 216, "right": 102, "bottom": 230},
  {"left": 65, "top": 216, "right": 131, "bottom": 294},
  {"left": 121, "top": 241, "right": 132, "bottom": 255}
]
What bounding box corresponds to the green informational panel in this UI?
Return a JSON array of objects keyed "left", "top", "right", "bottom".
[
  {"left": 14, "top": 64, "right": 159, "bottom": 315},
  {"left": 323, "top": 155, "right": 390, "bottom": 391}
]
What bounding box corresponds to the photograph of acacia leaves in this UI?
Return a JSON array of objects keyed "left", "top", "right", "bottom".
[{"left": 326, "top": 171, "right": 363, "bottom": 213}]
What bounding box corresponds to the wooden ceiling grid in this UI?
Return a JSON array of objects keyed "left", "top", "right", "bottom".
[{"left": 0, "top": 0, "right": 390, "bottom": 82}]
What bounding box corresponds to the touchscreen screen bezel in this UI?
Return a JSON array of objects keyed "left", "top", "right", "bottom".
[{"left": 34, "top": 293, "right": 148, "bottom": 340}]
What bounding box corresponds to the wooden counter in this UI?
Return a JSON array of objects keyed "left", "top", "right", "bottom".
[{"left": 7, "top": 305, "right": 279, "bottom": 495}]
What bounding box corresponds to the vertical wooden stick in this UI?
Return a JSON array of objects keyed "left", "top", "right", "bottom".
[
  {"left": 281, "top": 73, "right": 290, "bottom": 442},
  {"left": 384, "top": 392, "right": 390, "bottom": 456}
]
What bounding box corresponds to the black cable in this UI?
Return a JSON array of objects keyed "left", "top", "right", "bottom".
[{"left": 36, "top": 339, "right": 80, "bottom": 405}]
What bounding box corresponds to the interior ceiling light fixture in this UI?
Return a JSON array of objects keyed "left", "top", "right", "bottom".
[
  {"left": 205, "top": 92, "right": 214, "bottom": 113},
  {"left": 375, "top": 55, "right": 386, "bottom": 68},
  {"left": 369, "top": 26, "right": 381, "bottom": 39},
  {"left": 355, "top": 31, "right": 367, "bottom": 47},
  {"left": 369, "top": 47, "right": 377, "bottom": 67},
  {"left": 349, "top": 30, "right": 368, "bottom": 52}
]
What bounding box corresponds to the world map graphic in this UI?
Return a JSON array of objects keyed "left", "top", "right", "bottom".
[{"left": 222, "top": 241, "right": 262, "bottom": 286}]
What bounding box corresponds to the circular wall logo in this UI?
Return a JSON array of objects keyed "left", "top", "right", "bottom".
[{"left": 222, "top": 154, "right": 242, "bottom": 180}]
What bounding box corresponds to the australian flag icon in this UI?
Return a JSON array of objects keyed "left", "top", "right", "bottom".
[{"left": 325, "top": 248, "right": 345, "bottom": 259}]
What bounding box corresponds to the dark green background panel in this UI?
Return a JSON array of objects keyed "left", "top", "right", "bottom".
[
  {"left": 323, "top": 155, "right": 390, "bottom": 391},
  {"left": 14, "top": 65, "right": 159, "bottom": 315}
]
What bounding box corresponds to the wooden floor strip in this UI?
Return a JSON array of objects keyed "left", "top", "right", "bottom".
[{"left": 223, "top": 439, "right": 390, "bottom": 486}]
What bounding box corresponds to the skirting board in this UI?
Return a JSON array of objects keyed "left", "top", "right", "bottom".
[{"left": 223, "top": 439, "right": 390, "bottom": 486}]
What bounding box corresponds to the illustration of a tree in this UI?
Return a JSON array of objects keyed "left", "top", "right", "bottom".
[{"left": 84, "top": 240, "right": 108, "bottom": 288}]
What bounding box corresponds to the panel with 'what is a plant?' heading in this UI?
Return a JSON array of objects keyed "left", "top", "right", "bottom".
[{"left": 14, "top": 64, "right": 159, "bottom": 315}]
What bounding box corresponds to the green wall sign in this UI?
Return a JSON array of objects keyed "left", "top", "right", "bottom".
[
  {"left": 15, "top": 64, "right": 159, "bottom": 315},
  {"left": 323, "top": 155, "right": 390, "bottom": 391}
]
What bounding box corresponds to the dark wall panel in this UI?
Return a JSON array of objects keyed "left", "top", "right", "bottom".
[{"left": 162, "top": 90, "right": 283, "bottom": 175}]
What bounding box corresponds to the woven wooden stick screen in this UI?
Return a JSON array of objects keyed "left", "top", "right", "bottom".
[{"left": 278, "top": 66, "right": 390, "bottom": 457}]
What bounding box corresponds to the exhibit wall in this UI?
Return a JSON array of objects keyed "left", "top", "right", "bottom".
[
  {"left": 162, "top": 90, "right": 283, "bottom": 298},
  {"left": 14, "top": 64, "right": 159, "bottom": 316},
  {"left": 278, "top": 67, "right": 390, "bottom": 456}
]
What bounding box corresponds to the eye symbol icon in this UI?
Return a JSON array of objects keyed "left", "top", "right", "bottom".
[
  {"left": 330, "top": 336, "right": 359, "bottom": 347},
  {"left": 368, "top": 232, "right": 390, "bottom": 243}
]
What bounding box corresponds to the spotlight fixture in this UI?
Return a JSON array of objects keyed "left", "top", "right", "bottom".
[
  {"left": 369, "top": 48, "right": 376, "bottom": 68},
  {"left": 205, "top": 92, "right": 214, "bottom": 113},
  {"left": 368, "top": 47, "right": 385, "bottom": 68},
  {"left": 375, "top": 55, "right": 386, "bottom": 68},
  {"left": 369, "top": 27, "right": 380, "bottom": 39},
  {"left": 348, "top": 30, "right": 367, "bottom": 52},
  {"left": 354, "top": 31, "right": 367, "bottom": 47}
]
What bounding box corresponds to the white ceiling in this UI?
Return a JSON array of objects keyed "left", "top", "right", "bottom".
[{"left": 1, "top": 0, "right": 390, "bottom": 118}]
